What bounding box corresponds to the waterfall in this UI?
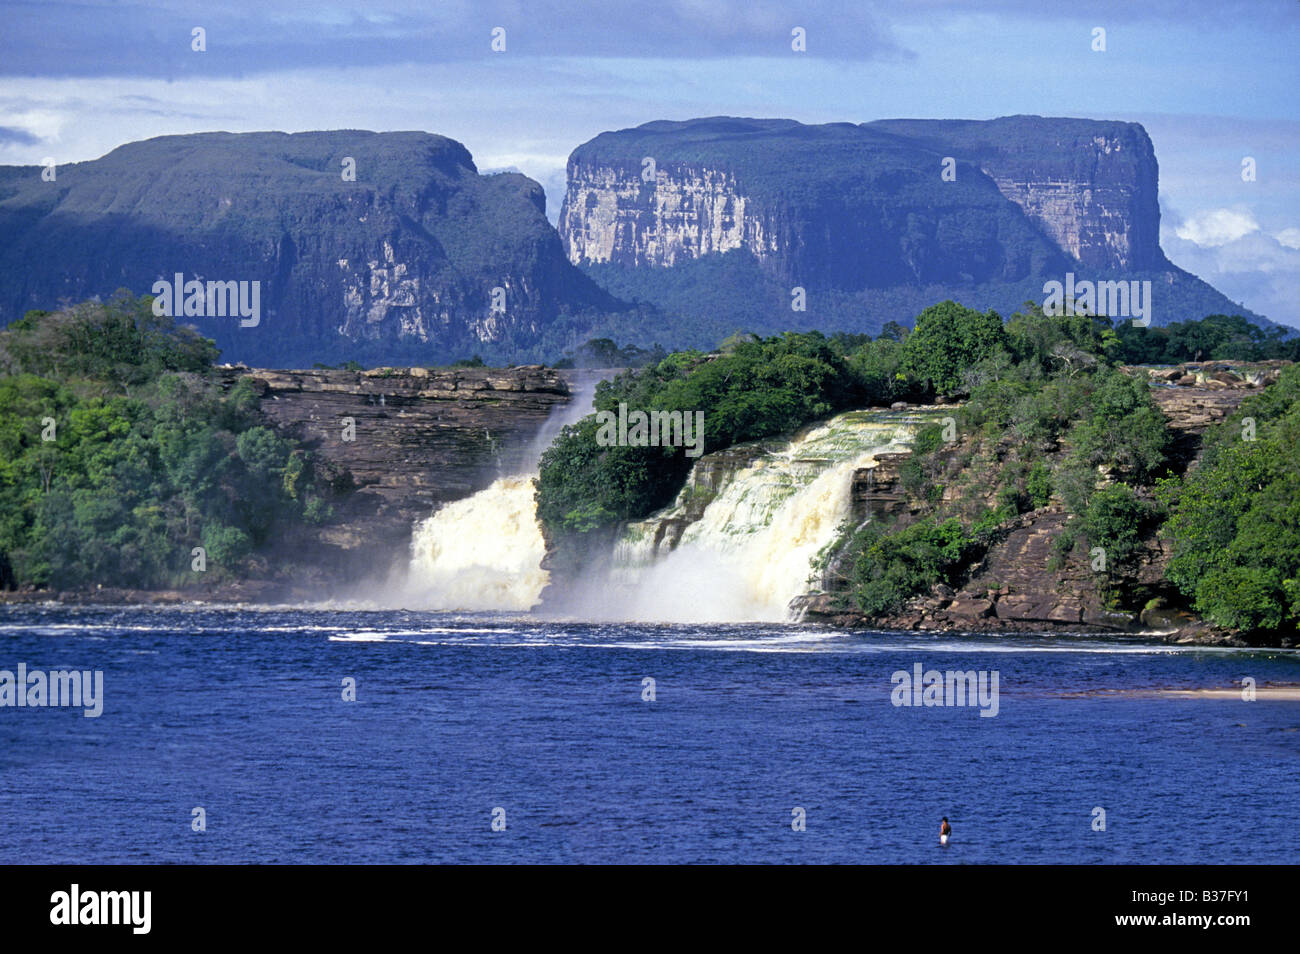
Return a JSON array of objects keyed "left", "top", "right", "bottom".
[
  {"left": 404, "top": 375, "right": 596, "bottom": 611},
  {"left": 606, "top": 410, "right": 926, "bottom": 622},
  {"left": 407, "top": 475, "right": 550, "bottom": 611},
  {"left": 405, "top": 401, "right": 933, "bottom": 619}
]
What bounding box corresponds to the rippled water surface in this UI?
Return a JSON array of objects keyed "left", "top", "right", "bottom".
[{"left": 2, "top": 605, "right": 1297, "bottom": 863}]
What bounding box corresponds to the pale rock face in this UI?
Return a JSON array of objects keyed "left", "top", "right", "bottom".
[
  {"left": 562, "top": 165, "right": 771, "bottom": 268},
  {"left": 469, "top": 278, "right": 538, "bottom": 343},
  {"left": 213, "top": 364, "right": 575, "bottom": 588},
  {"left": 0, "top": 129, "right": 610, "bottom": 366},
  {"left": 981, "top": 135, "right": 1154, "bottom": 270},
  {"left": 339, "top": 239, "right": 428, "bottom": 341},
  {"left": 560, "top": 125, "right": 1162, "bottom": 277}
]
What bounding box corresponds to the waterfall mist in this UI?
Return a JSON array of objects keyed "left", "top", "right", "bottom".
[{"left": 581, "top": 411, "right": 926, "bottom": 622}]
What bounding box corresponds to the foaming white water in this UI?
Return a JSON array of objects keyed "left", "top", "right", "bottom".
[
  {"left": 606, "top": 411, "right": 927, "bottom": 622},
  {"left": 401, "top": 404, "right": 934, "bottom": 620},
  {"left": 403, "top": 375, "right": 596, "bottom": 611},
  {"left": 407, "top": 475, "right": 550, "bottom": 611}
]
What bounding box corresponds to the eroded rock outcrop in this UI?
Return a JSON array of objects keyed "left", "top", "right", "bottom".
[
  {"left": 560, "top": 116, "right": 1262, "bottom": 333},
  {"left": 222, "top": 364, "right": 575, "bottom": 587},
  {"left": 1130, "top": 361, "right": 1285, "bottom": 433},
  {"left": 561, "top": 116, "right": 1168, "bottom": 279},
  {"left": 868, "top": 117, "right": 1164, "bottom": 270},
  {"left": 560, "top": 117, "right": 1074, "bottom": 286},
  {"left": 798, "top": 369, "right": 1281, "bottom": 642}
]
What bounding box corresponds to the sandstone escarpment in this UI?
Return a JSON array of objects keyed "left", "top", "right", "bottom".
[
  {"left": 849, "top": 452, "right": 913, "bottom": 525},
  {"left": 561, "top": 164, "right": 766, "bottom": 269},
  {"left": 560, "top": 116, "right": 1169, "bottom": 285},
  {"left": 222, "top": 364, "right": 575, "bottom": 586},
  {"left": 561, "top": 117, "right": 1073, "bottom": 288},
  {"left": 559, "top": 116, "right": 1262, "bottom": 337},
  {"left": 868, "top": 117, "right": 1164, "bottom": 270}
]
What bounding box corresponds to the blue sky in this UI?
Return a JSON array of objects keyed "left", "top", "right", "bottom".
[{"left": 2, "top": 0, "right": 1298, "bottom": 325}]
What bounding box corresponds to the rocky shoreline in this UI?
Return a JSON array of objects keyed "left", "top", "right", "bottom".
[
  {"left": 792, "top": 361, "right": 1294, "bottom": 649},
  {"left": 0, "top": 582, "right": 311, "bottom": 606},
  {"left": 792, "top": 590, "right": 1264, "bottom": 646}
]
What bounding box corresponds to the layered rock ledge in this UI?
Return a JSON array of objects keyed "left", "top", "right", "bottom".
[
  {"left": 221, "top": 364, "right": 575, "bottom": 588},
  {"left": 795, "top": 366, "right": 1287, "bottom": 645}
]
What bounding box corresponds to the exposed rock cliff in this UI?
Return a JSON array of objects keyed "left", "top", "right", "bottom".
[
  {"left": 1, "top": 122, "right": 1267, "bottom": 369},
  {"left": 561, "top": 117, "right": 1071, "bottom": 286},
  {"left": 799, "top": 365, "right": 1284, "bottom": 642},
  {"left": 225, "top": 364, "right": 575, "bottom": 587},
  {"left": 867, "top": 117, "right": 1163, "bottom": 270},
  {"left": 561, "top": 116, "right": 1264, "bottom": 338}
]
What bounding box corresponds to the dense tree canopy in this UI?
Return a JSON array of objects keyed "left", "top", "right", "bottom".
[
  {"left": 898, "top": 301, "right": 1008, "bottom": 396},
  {"left": 537, "top": 332, "right": 869, "bottom": 533},
  {"left": 1159, "top": 364, "right": 1300, "bottom": 632},
  {"left": 0, "top": 293, "right": 340, "bottom": 590},
  {"left": 1112, "top": 313, "right": 1299, "bottom": 365}
]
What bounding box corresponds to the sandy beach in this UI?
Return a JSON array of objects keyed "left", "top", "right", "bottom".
[{"left": 1149, "top": 686, "right": 1300, "bottom": 700}]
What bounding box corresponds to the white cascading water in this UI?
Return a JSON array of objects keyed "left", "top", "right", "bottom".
[
  {"left": 407, "top": 475, "right": 550, "bottom": 610},
  {"left": 406, "top": 401, "right": 932, "bottom": 619},
  {"left": 606, "top": 410, "right": 925, "bottom": 622},
  {"left": 405, "top": 377, "right": 596, "bottom": 611}
]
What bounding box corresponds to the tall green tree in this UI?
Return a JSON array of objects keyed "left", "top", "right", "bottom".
[{"left": 898, "top": 301, "right": 1008, "bottom": 396}]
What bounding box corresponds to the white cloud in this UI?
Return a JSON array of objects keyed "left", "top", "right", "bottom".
[
  {"left": 1275, "top": 227, "right": 1300, "bottom": 250},
  {"left": 1162, "top": 225, "right": 1300, "bottom": 329},
  {"left": 1173, "top": 207, "right": 1260, "bottom": 247}
]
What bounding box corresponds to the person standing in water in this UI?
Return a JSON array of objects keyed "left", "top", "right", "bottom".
[{"left": 940, "top": 817, "right": 952, "bottom": 845}]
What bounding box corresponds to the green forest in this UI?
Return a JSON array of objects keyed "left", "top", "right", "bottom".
[
  {"left": 1159, "top": 366, "right": 1300, "bottom": 631},
  {"left": 826, "top": 304, "right": 1172, "bottom": 618},
  {"left": 0, "top": 293, "right": 346, "bottom": 590}
]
